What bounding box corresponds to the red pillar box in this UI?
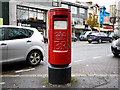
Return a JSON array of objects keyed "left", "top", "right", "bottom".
[
  {"left": 48, "top": 8, "right": 71, "bottom": 84},
  {"left": 48, "top": 8, "right": 71, "bottom": 66}
]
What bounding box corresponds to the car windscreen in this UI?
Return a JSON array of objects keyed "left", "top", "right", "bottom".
[
  {"left": 85, "top": 31, "right": 91, "bottom": 35},
  {"left": 90, "top": 33, "right": 99, "bottom": 35}
]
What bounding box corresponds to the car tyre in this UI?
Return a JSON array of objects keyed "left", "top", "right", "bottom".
[
  {"left": 27, "top": 50, "right": 41, "bottom": 66},
  {"left": 109, "top": 38, "right": 113, "bottom": 43},
  {"left": 74, "top": 39, "right": 77, "bottom": 42},
  {"left": 88, "top": 41, "right": 92, "bottom": 43},
  {"left": 98, "top": 39, "right": 102, "bottom": 43},
  {"left": 113, "top": 53, "right": 119, "bottom": 57}
]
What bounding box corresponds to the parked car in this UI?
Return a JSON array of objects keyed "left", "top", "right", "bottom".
[
  {"left": 0, "top": 25, "right": 45, "bottom": 66},
  {"left": 87, "top": 32, "right": 113, "bottom": 43},
  {"left": 72, "top": 34, "right": 77, "bottom": 42},
  {"left": 109, "top": 32, "right": 120, "bottom": 40},
  {"left": 79, "top": 31, "right": 93, "bottom": 41},
  {"left": 44, "top": 36, "right": 48, "bottom": 43},
  {"left": 111, "top": 38, "right": 120, "bottom": 56}
]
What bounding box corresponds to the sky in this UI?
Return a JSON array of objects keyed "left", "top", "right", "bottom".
[{"left": 64, "top": 0, "right": 120, "bottom": 12}]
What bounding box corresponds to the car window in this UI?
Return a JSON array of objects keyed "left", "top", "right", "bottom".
[
  {"left": 8, "top": 28, "right": 29, "bottom": 40},
  {"left": 104, "top": 33, "right": 108, "bottom": 36},
  {"left": 91, "top": 33, "right": 99, "bottom": 35},
  {"left": 27, "top": 29, "right": 34, "bottom": 37},
  {"left": 0, "top": 28, "right": 4, "bottom": 41},
  {"left": 101, "top": 33, "right": 107, "bottom": 36}
]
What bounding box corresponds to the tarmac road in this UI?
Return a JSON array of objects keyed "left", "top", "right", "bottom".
[{"left": 1, "top": 41, "right": 120, "bottom": 88}]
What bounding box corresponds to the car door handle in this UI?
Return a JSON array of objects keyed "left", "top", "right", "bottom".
[
  {"left": 1, "top": 43, "right": 7, "bottom": 45},
  {"left": 27, "top": 40, "right": 31, "bottom": 43}
]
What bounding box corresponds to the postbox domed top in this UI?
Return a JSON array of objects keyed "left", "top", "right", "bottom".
[{"left": 50, "top": 8, "right": 71, "bottom": 12}]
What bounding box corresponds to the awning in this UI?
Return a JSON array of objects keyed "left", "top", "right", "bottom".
[
  {"left": 94, "top": 27, "right": 113, "bottom": 31},
  {"left": 100, "top": 28, "right": 113, "bottom": 31},
  {"left": 74, "top": 25, "right": 91, "bottom": 29}
]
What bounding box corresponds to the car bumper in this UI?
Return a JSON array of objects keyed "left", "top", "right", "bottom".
[
  {"left": 80, "top": 37, "right": 87, "bottom": 41},
  {"left": 88, "top": 38, "right": 97, "bottom": 41},
  {"left": 111, "top": 46, "right": 120, "bottom": 54}
]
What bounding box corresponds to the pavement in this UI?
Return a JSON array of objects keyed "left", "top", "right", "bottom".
[{"left": 1, "top": 73, "right": 119, "bottom": 89}]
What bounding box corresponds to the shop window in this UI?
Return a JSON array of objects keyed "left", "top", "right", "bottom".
[
  {"left": 37, "top": 12, "right": 44, "bottom": 20},
  {"left": 17, "top": 7, "right": 29, "bottom": 20},
  {"left": 29, "top": 9, "right": 37, "bottom": 20}
]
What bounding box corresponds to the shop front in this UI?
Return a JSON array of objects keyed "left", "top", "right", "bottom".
[{"left": 17, "top": 5, "right": 47, "bottom": 35}]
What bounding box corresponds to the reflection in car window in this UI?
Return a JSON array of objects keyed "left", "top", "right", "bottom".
[
  {"left": 8, "top": 28, "right": 29, "bottom": 40},
  {"left": 27, "top": 29, "right": 33, "bottom": 37},
  {"left": 0, "top": 28, "right": 4, "bottom": 41}
]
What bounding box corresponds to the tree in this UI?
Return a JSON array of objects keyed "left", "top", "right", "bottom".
[{"left": 87, "top": 12, "right": 98, "bottom": 30}]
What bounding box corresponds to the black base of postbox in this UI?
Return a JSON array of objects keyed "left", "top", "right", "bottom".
[{"left": 48, "top": 65, "right": 71, "bottom": 84}]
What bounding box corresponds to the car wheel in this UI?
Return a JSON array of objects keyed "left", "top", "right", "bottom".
[
  {"left": 74, "top": 39, "right": 76, "bottom": 42},
  {"left": 88, "top": 41, "right": 92, "bottom": 43},
  {"left": 109, "top": 39, "right": 113, "bottom": 43},
  {"left": 74, "top": 39, "right": 77, "bottom": 42},
  {"left": 27, "top": 51, "right": 41, "bottom": 66},
  {"left": 98, "top": 39, "right": 102, "bottom": 43}
]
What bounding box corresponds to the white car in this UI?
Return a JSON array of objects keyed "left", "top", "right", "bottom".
[
  {"left": 80, "top": 31, "right": 93, "bottom": 41},
  {"left": 0, "top": 25, "right": 44, "bottom": 66}
]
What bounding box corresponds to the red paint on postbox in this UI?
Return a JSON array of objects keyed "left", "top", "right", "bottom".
[{"left": 48, "top": 8, "right": 71, "bottom": 65}]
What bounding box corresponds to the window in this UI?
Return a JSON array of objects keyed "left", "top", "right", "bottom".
[
  {"left": 79, "top": 8, "right": 85, "bottom": 14},
  {"left": 26, "top": 29, "right": 34, "bottom": 37},
  {"left": 54, "top": 20, "right": 67, "bottom": 29},
  {"left": 8, "top": 28, "right": 30, "bottom": 40},
  {"left": 95, "top": 7, "right": 97, "bottom": 14},
  {"left": 37, "top": 12, "right": 43, "bottom": 20},
  {"left": 17, "top": 7, "right": 29, "bottom": 20},
  {"left": 52, "top": 1, "right": 59, "bottom": 7},
  {"left": 0, "top": 28, "right": 4, "bottom": 41},
  {"left": 71, "top": 6, "right": 77, "bottom": 14},
  {"left": 61, "top": 4, "right": 68, "bottom": 9},
  {"left": 29, "top": 9, "right": 37, "bottom": 19},
  {"left": 102, "top": 9, "right": 104, "bottom": 15}
]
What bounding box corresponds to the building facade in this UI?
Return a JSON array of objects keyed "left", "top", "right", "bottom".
[
  {"left": 109, "top": 2, "right": 120, "bottom": 34},
  {"left": 109, "top": 4, "right": 116, "bottom": 17},
  {"left": 0, "top": 0, "right": 88, "bottom": 37},
  {"left": 87, "top": 3, "right": 100, "bottom": 29},
  {"left": 59, "top": 1, "right": 88, "bottom": 38},
  {"left": 0, "top": 0, "right": 53, "bottom": 36},
  {"left": 99, "top": 6, "right": 110, "bottom": 25}
]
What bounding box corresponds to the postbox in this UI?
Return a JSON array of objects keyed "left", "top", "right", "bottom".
[{"left": 48, "top": 8, "right": 71, "bottom": 66}]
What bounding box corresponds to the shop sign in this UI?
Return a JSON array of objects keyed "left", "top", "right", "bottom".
[
  {"left": 0, "top": 18, "right": 3, "bottom": 25},
  {"left": 103, "top": 16, "right": 109, "bottom": 24},
  {"left": 103, "top": 25, "right": 113, "bottom": 29}
]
